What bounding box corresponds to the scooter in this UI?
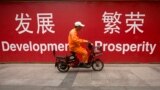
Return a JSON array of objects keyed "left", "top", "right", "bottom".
[{"left": 53, "top": 43, "right": 104, "bottom": 72}]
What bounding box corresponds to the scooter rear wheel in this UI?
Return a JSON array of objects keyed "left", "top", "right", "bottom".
[
  {"left": 92, "top": 59, "right": 104, "bottom": 71},
  {"left": 57, "top": 62, "right": 70, "bottom": 72}
]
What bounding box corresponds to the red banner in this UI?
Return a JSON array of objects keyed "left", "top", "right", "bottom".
[{"left": 0, "top": 2, "right": 160, "bottom": 63}]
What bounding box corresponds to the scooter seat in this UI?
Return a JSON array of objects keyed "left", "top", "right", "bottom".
[
  {"left": 56, "top": 56, "right": 66, "bottom": 59},
  {"left": 70, "top": 51, "right": 76, "bottom": 56}
]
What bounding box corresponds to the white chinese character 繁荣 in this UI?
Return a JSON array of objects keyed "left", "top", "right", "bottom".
[
  {"left": 15, "top": 13, "right": 33, "bottom": 34},
  {"left": 37, "top": 13, "right": 55, "bottom": 34},
  {"left": 102, "top": 11, "right": 122, "bottom": 34},
  {"left": 125, "top": 12, "right": 145, "bottom": 34}
]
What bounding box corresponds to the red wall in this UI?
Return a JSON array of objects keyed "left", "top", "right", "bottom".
[{"left": 0, "top": 1, "right": 160, "bottom": 63}]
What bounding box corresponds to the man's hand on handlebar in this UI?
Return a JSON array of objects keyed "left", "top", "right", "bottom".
[
  {"left": 84, "top": 40, "right": 93, "bottom": 46},
  {"left": 88, "top": 41, "right": 93, "bottom": 46},
  {"left": 84, "top": 40, "right": 89, "bottom": 43}
]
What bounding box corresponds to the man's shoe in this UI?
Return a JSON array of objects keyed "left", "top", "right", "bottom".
[
  {"left": 78, "top": 63, "right": 84, "bottom": 67},
  {"left": 83, "top": 63, "right": 91, "bottom": 68}
]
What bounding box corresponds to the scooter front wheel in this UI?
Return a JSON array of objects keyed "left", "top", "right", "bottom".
[
  {"left": 57, "top": 62, "right": 70, "bottom": 72},
  {"left": 92, "top": 59, "right": 104, "bottom": 71}
]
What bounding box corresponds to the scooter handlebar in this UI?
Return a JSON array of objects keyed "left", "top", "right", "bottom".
[{"left": 87, "top": 42, "right": 94, "bottom": 50}]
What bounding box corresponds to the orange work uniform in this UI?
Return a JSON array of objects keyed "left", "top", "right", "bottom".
[{"left": 68, "top": 28, "right": 88, "bottom": 63}]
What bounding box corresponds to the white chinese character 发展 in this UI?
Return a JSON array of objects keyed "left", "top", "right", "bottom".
[
  {"left": 15, "top": 13, "right": 33, "bottom": 34},
  {"left": 37, "top": 13, "right": 55, "bottom": 34},
  {"left": 125, "top": 12, "right": 145, "bottom": 34},
  {"left": 102, "top": 11, "right": 122, "bottom": 34}
]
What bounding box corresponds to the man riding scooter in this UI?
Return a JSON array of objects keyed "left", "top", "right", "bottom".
[
  {"left": 54, "top": 21, "right": 104, "bottom": 72},
  {"left": 68, "top": 21, "right": 89, "bottom": 67}
]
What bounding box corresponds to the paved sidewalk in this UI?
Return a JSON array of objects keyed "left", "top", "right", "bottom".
[{"left": 0, "top": 64, "right": 160, "bottom": 90}]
